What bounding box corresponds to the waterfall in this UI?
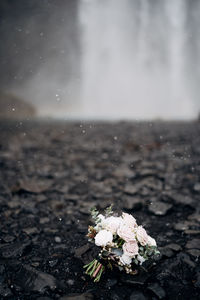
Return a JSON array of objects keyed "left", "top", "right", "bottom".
[{"left": 79, "top": 0, "right": 199, "bottom": 119}]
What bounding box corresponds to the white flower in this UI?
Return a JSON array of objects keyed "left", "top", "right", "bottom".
[
  {"left": 97, "top": 214, "right": 105, "bottom": 223},
  {"left": 103, "top": 216, "right": 122, "bottom": 234},
  {"left": 123, "top": 241, "right": 139, "bottom": 257},
  {"left": 94, "top": 214, "right": 106, "bottom": 231},
  {"left": 95, "top": 229, "right": 113, "bottom": 247},
  {"left": 117, "top": 224, "right": 136, "bottom": 242},
  {"left": 137, "top": 254, "right": 146, "bottom": 265},
  {"left": 136, "top": 226, "right": 149, "bottom": 246},
  {"left": 120, "top": 254, "right": 132, "bottom": 265},
  {"left": 122, "top": 212, "right": 137, "bottom": 228},
  {"left": 147, "top": 235, "right": 157, "bottom": 247}
]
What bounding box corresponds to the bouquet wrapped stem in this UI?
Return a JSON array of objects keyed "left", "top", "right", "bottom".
[{"left": 84, "top": 259, "right": 105, "bottom": 282}]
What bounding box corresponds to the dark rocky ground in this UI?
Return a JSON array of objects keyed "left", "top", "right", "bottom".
[{"left": 0, "top": 120, "right": 199, "bottom": 300}]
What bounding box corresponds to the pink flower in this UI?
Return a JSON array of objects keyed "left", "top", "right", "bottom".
[
  {"left": 123, "top": 241, "right": 139, "bottom": 257},
  {"left": 122, "top": 212, "right": 137, "bottom": 228},
  {"left": 103, "top": 216, "right": 122, "bottom": 234},
  {"left": 147, "top": 235, "right": 157, "bottom": 247},
  {"left": 136, "top": 226, "right": 149, "bottom": 246},
  {"left": 120, "top": 254, "right": 132, "bottom": 265},
  {"left": 117, "top": 224, "right": 136, "bottom": 242}
]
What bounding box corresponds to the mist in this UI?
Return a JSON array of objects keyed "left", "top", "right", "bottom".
[{"left": 0, "top": 0, "right": 200, "bottom": 119}]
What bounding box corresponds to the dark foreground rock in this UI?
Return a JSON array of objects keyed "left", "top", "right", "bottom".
[{"left": 0, "top": 120, "right": 199, "bottom": 299}]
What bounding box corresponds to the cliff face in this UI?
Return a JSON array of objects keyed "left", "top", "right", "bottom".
[{"left": 0, "top": 91, "right": 36, "bottom": 119}]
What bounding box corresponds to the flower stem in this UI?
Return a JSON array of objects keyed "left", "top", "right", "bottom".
[
  {"left": 94, "top": 265, "right": 105, "bottom": 282},
  {"left": 84, "top": 259, "right": 105, "bottom": 282},
  {"left": 93, "top": 263, "right": 102, "bottom": 277}
]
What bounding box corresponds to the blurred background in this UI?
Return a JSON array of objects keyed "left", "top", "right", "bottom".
[{"left": 0, "top": 0, "right": 200, "bottom": 120}]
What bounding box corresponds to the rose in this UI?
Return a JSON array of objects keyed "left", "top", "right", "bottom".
[
  {"left": 147, "top": 235, "right": 157, "bottom": 247},
  {"left": 117, "top": 224, "right": 136, "bottom": 242},
  {"left": 122, "top": 212, "right": 137, "bottom": 228},
  {"left": 103, "top": 216, "right": 122, "bottom": 234},
  {"left": 95, "top": 229, "right": 113, "bottom": 247},
  {"left": 120, "top": 254, "right": 132, "bottom": 265},
  {"left": 136, "top": 226, "right": 149, "bottom": 246},
  {"left": 123, "top": 241, "right": 139, "bottom": 257}
]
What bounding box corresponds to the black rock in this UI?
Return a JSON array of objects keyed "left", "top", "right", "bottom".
[
  {"left": 174, "top": 222, "right": 188, "bottom": 231},
  {"left": 187, "top": 249, "right": 200, "bottom": 257},
  {"left": 148, "top": 283, "right": 166, "bottom": 299},
  {"left": 0, "top": 239, "right": 31, "bottom": 258},
  {"left": 120, "top": 271, "right": 150, "bottom": 286},
  {"left": 160, "top": 247, "right": 174, "bottom": 258},
  {"left": 13, "top": 264, "right": 57, "bottom": 293},
  {"left": 185, "top": 239, "right": 200, "bottom": 249},
  {"left": 74, "top": 244, "right": 90, "bottom": 258},
  {"left": 110, "top": 291, "right": 123, "bottom": 300},
  {"left": 167, "top": 243, "right": 182, "bottom": 252},
  {"left": 2, "top": 235, "right": 15, "bottom": 243},
  {"left": 170, "top": 193, "right": 194, "bottom": 206},
  {"left": 106, "top": 278, "right": 118, "bottom": 287},
  {"left": 194, "top": 271, "right": 200, "bottom": 288},
  {"left": 148, "top": 201, "right": 172, "bottom": 216},
  {"left": 59, "top": 293, "right": 93, "bottom": 300},
  {"left": 37, "top": 297, "right": 53, "bottom": 300},
  {"left": 123, "top": 196, "right": 143, "bottom": 211},
  {"left": 129, "top": 291, "right": 147, "bottom": 300},
  {"left": 0, "top": 282, "right": 13, "bottom": 298},
  {"left": 193, "top": 183, "right": 200, "bottom": 192},
  {"left": 178, "top": 253, "right": 196, "bottom": 268}
]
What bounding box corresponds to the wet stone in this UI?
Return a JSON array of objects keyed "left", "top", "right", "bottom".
[
  {"left": 37, "top": 297, "right": 53, "bottom": 300},
  {"left": 67, "top": 279, "right": 75, "bottom": 286},
  {"left": 120, "top": 271, "right": 149, "bottom": 286},
  {"left": 2, "top": 235, "right": 15, "bottom": 243},
  {"left": 106, "top": 278, "right": 118, "bottom": 287},
  {"left": 59, "top": 293, "right": 94, "bottom": 300},
  {"left": 194, "top": 271, "right": 200, "bottom": 288},
  {"left": 0, "top": 240, "right": 31, "bottom": 258},
  {"left": 188, "top": 213, "right": 200, "bottom": 223},
  {"left": 123, "top": 196, "right": 143, "bottom": 211},
  {"left": 187, "top": 249, "right": 200, "bottom": 257},
  {"left": 185, "top": 239, "right": 200, "bottom": 249},
  {"left": 55, "top": 236, "right": 61, "bottom": 243},
  {"left": 40, "top": 217, "right": 50, "bottom": 224},
  {"left": 147, "top": 283, "right": 166, "bottom": 299},
  {"left": 11, "top": 180, "right": 52, "bottom": 194},
  {"left": 166, "top": 243, "right": 182, "bottom": 252},
  {"left": 109, "top": 291, "right": 122, "bottom": 300},
  {"left": 160, "top": 247, "right": 174, "bottom": 258},
  {"left": 178, "top": 253, "right": 196, "bottom": 268},
  {"left": 174, "top": 222, "right": 189, "bottom": 231},
  {"left": 129, "top": 291, "right": 147, "bottom": 300},
  {"left": 185, "top": 229, "right": 200, "bottom": 235},
  {"left": 148, "top": 201, "right": 172, "bottom": 216},
  {"left": 0, "top": 282, "right": 13, "bottom": 298},
  {"left": 23, "top": 227, "right": 38, "bottom": 235},
  {"left": 74, "top": 244, "right": 90, "bottom": 258},
  {"left": 170, "top": 193, "right": 194, "bottom": 206},
  {"left": 124, "top": 184, "right": 138, "bottom": 195},
  {"left": 13, "top": 264, "right": 57, "bottom": 293},
  {"left": 193, "top": 183, "right": 200, "bottom": 192},
  {"left": 49, "top": 259, "right": 58, "bottom": 268}
]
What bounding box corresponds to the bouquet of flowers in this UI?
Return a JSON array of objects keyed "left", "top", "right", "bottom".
[{"left": 84, "top": 205, "right": 159, "bottom": 282}]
